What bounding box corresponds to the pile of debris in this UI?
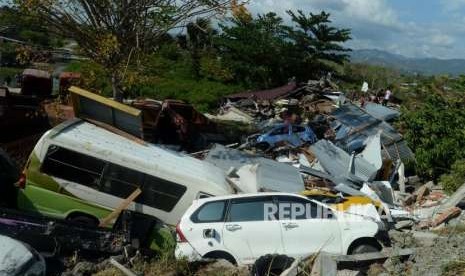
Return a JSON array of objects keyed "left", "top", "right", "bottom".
[
  {"left": 206, "top": 77, "right": 342, "bottom": 124},
  {"left": 4, "top": 79, "right": 465, "bottom": 276}
]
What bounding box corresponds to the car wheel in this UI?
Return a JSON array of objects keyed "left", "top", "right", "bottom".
[
  {"left": 252, "top": 254, "right": 294, "bottom": 276},
  {"left": 67, "top": 214, "right": 99, "bottom": 227},
  {"left": 256, "top": 142, "right": 270, "bottom": 151},
  {"left": 203, "top": 251, "right": 237, "bottom": 265},
  {"left": 350, "top": 244, "right": 380, "bottom": 254}
]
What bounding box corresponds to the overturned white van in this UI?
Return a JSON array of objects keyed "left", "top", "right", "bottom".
[{"left": 18, "top": 119, "right": 233, "bottom": 226}]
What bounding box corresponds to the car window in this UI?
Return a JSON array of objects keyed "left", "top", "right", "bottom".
[
  {"left": 270, "top": 127, "right": 285, "bottom": 136},
  {"left": 192, "top": 201, "right": 226, "bottom": 223},
  {"left": 276, "top": 195, "right": 334, "bottom": 220},
  {"left": 41, "top": 145, "right": 105, "bottom": 189},
  {"left": 141, "top": 174, "right": 187, "bottom": 212},
  {"left": 100, "top": 163, "right": 143, "bottom": 198},
  {"left": 228, "top": 196, "right": 276, "bottom": 222},
  {"left": 292, "top": 126, "right": 305, "bottom": 133}
]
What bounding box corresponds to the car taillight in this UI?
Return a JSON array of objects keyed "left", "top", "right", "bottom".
[
  {"left": 17, "top": 171, "right": 26, "bottom": 189},
  {"left": 176, "top": 222, "right": 188, "bottom": 243}
]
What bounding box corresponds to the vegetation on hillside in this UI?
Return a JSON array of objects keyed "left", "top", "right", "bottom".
[{"left": 4, "top": 2, "right": 465, "bottom": 191}]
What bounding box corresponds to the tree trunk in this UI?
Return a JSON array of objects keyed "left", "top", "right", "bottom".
[{"left": 111, "top": 73, "right": 123, "bottom": 102}]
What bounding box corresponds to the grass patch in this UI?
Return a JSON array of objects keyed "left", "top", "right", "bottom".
[{"left": 441, "top": 259, "right": 465, "bottom": 276}]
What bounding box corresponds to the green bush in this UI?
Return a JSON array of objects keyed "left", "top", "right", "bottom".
[
  {"left": 399, "top": 93, "right": 465, "bottom": 180},
  {"left": 440, "top": 159, "right": 465, "bottom": 194}
]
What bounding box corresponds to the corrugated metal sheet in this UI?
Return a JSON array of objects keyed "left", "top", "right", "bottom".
[
  {"left": 331, "top": 103, "right": 414, "bottom": 162},
  {"left": 364, "top": 103, "right": 400, "bottom": 121},
  {"left": 205, "top": 144, "right": 304, "bottom": 193},
  {"left": 310, "top": 140, "right": 379, "bottom": 183}
]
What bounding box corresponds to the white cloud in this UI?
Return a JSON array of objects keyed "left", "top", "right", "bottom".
[
  {"left": 247, "top": 0, "right": 465, "bottom": 59},
  {"left": 430, "top": 33, "right": 455, "bottom": 47},
  {"left": 248, "top": 0, "right": 399, "bottom": 28},
  {"left": 441, "top": 0, "right": 465, "bottom": 11}
]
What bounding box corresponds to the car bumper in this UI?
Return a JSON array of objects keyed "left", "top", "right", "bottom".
[{"left": 175, "top": 242, "right": 202, "bottom": 262}]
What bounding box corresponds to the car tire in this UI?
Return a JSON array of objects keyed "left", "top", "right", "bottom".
[
  {"left": 67, "top": 214, "right": 99, "bottom": 227},
  {"left": 251, "top": 254, "right": 294, "bottom": 276},
  {"left": 0, "top": 148, "right": 19, "bottom": 208},
  {"left": 350, "top": 244, "right": 380, "bottom": 254},
  {"left": 256, "top": 142, "right": 270, "bottom": 151},
  {"left": 203, "top": 251, "right": 237, "bottom": 266}
]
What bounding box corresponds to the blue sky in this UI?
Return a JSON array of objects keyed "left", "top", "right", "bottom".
[{"left": 248, "top": 0, "right": 465, "bottom": 59}]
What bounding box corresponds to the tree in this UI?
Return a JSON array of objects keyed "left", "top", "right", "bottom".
[
  {"left": 217, "top": 12, "right": 292, "bottom": 88},
  {"left": 186, "top": 18, "right": 217, "bottom": 78},
  {"left": 17, "top": 0, "right": 234, "bottom": 100},
  {"left": 287, "top": 10, "right": 351, "bottom": 80},
  {"left": 216, "top": 10, "right": 351, "bottom": 89}
]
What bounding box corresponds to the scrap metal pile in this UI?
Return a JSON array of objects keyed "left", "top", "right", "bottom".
[
  {"left": 3, "top": 79, "right": 465, "bottom": 275},
  {"left": 203, "top": 77, "right": 463, "bottom": 232}
]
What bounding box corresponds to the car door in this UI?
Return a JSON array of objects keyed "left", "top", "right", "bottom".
[
  {"left": 268, "top": 126, "right": 287, "bottom": 146},
  {"left": 287, "top": 125, "right": 304, "bottom": 146},
  {"left": 222, "top": 196, "right": 283, "bottom": 265},
  {"left": 276, "top": 195, "right": 342, "bottom": 258},
  {"left": 187, "top": 200, "right": 228, "bottom": 257}
]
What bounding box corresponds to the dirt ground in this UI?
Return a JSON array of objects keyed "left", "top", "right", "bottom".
[{"left": 384, "top": 224, "right": 465, "bottom": 276}]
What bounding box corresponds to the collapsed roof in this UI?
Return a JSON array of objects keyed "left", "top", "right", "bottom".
[
  {"left": 224, "top": 82, "right": 299, "bottom": 101},
  {"left": 205, "top": 144, "right": 305, "bottom": 193},
  {"left": 330, "top": 103, "right": 414, "bottom": 163}
]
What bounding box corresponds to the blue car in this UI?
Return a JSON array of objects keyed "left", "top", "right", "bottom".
[{"left": 256, "top": 123, "right": 318, "bottom": 149}]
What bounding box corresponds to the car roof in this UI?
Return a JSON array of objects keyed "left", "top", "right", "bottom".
[
  {"left": 41, "top": 119, "right": 233, "bottom": 194},
  {"left": 197, "top": 192, "right": 311, "bottom": 202}
]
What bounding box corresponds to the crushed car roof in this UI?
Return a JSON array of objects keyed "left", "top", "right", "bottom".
[{"left": 44, "top": 119, "right": 232, "bottom": 194}]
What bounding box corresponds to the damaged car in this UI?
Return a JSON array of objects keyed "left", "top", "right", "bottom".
[
  {"left": 17, "top": 119, "right": 233, "bottom": 227},
  {"left": 175, "top": 193, "right": 389, "bottom": 266},
  {"left": 0, "top": 235, "right": 45, "bottom": 276},
  {"left": 254, "top": 123, "right": 317, "bottom": 149}
]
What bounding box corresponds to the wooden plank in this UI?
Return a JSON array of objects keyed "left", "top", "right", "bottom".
[
  {"left": 68, "top": 86, "right": 141, "bottom": 117},
  {"left": 99, "top": 188, "right": 142, "bottom": 227}
]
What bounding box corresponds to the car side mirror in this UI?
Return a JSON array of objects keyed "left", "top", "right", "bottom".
[{"left": 203, "top": 228, "right": 216, "bottom": 239}]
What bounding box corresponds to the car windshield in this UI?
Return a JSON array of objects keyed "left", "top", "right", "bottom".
[{"left": 261, "top": 125, "right": 280, "bottom": 133}]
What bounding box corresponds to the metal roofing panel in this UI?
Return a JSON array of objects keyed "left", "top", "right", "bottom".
[
  {"left": 331, "top": 103, "right": 414, "bottom": 162},
  {"left": 310, "top": 140, "right": 378, "bottom": 183},
  {"left": 205, "top": 144, "right": 304, "bottom": 193},
  {"left": 364, "top": 103, "right": 400, "bottom": 121},
  {"left": 383, "top": 140, "right": 415, "bottom": 162},
  {"left": 256, "top": 162, "right": 305, "bottom": 193},
  {"left": 331, "top": 104, "right": 379, "bottom": 129}
]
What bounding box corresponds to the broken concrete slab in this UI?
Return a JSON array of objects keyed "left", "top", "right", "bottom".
[
  {"left": 440, "top": 183, "right": 465, "bottom": 211},
  {"left": 411, "top": 231, "right": 439, "bottom": 247},
  {"left": 415, "top": 184, "right": 431, "bottom": 204},
  {"left": 431, "top": 207, "right": 462, "bottom": 227},
  {"left": 395, "top": 220, "right": 414, "bottom": 230},
  {"left": 334, "top": 248, "right": 414, "bottom": 270}
]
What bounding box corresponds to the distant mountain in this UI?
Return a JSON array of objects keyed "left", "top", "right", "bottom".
[{"left": 350, "top": 49, "right": 465, "bottom": 75}]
